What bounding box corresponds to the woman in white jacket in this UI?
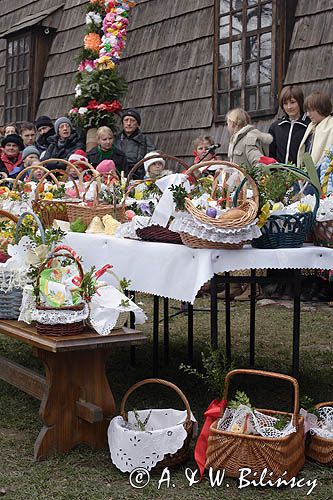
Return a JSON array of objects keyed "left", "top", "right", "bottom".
[{"left": 297, "top": 92, "right": 333, "bottom": 169}]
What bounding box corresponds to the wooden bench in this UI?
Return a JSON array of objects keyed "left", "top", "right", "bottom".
[{"left": 0, "top": 320, "right": 147, "bottom": 460}]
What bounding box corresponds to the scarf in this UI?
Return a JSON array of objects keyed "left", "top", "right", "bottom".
[
  {"left": 1, "top": 153, "right": 23, "bottom": 174},
  {"left": 98, "top": 144, "right": 116, "bottom": 160}
]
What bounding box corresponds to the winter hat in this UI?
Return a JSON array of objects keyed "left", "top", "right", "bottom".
[
  {"left": 143, "top": 152, "right": 165, "bottom": 174},
  {"left": 22, "top": 145, "right": 40, "bottom": 161},
  {"left": 121, "top": 108, "right": 141, "bottom": 126},
  {"left": 2, "top": 134, "right": 24, "bottom": 150},
  {"left": 68, "top": 149, "right": 89, "bottom": 170},
  {"left": 54, "top": 117, "right": 72, "bottom": 135},
  {"left": 96, "top": 160, "right": 116, "bottom": 173},
  {"left": 36, "top": 115, "right": 53, "bottom": 130}
]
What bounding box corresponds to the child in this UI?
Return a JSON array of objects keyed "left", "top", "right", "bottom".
[
  {"left": 143, "top": 152, "right": 171, "bottom": 179},
  {"left": 193, "top": 136, "right": 217, "bottom": 164},
  {"left": 22, "top": 146, "right": 44, "bottom": 181},
  {"left": 88, "top": 126, "right": 127, "bottom": 174},
  {"left": 67, "top": 150, "right": 90, "bottom": 178}
]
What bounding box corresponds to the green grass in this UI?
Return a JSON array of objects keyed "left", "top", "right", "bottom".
[{"left": 0, "top": 296, "right": 332, "bottom": 499}]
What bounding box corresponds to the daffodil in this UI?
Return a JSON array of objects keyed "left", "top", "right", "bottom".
[
  {"left": 297, "top": 203, "right": 312, "bottom": 213},
  {"left": 134, "top": 188, "right": 143, "bottom": 200},
  {"left": 257, "top": 202, "right": 271, "bottom": 228},
  {"left": 44, "top": 192, "right": 54, "bottom": 200}
]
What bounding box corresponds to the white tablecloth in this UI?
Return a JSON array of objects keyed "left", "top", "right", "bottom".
[{"left": 64, "top": 233, "right": 333, "bottom": 304}]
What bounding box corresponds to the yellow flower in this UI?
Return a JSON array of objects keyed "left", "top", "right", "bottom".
[
  {"left": 257, "top": 202, "right": 270, "bottom": 228},
  {"left": 134, "top": 188, "right": 143, "bottom": 200},
  {"left": 44, "top": 192, "right": 54, "bottom": 200},
  {"left": 297, "top": 203, "right": 312, "bottom": 213}
]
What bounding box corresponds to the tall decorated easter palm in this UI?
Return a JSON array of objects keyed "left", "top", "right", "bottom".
[{"left": 69, "top": 0, "right": 135, "bottom": 137}]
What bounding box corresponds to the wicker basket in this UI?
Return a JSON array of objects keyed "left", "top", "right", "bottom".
[
  {"left": 0, "top": 210, "right": 45, "bottom": 319},
  {"left": 174, "top": 160, "right": 259, "bottom": 249},
  {"left": 205, "top": 369, "right": 305, "bottom": 481},
  {"left": 34, "top": 245, "right": 86, "bottom": 336},
  {"left": 313, "top": 163, "right": 333, "bottom": 248},
  {"left": 30, "top": 160, "right": 82, "bottom": 227},
  {"left": 124, "top": 152, "right": 189, "bottom": 244},
  {"left": 66, "top": 171, "right": 126, "bottom": 226},
  {"left": 119, "top": 378, "right": 194, "bottom": 470},
  {"left": 306, "top": 401, "right": 333, "bottom": 466},
  {"left": 252, "top": 164, "right": 319, "bottom": 249}
]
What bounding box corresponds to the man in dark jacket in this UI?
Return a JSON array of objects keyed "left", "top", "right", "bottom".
[
  {"left": 43, "top": 117, "right": 85, "bottom": 170},
  {"left": 88, "top": 126, "right": 127, "bottom": 174},
  {"left": 35, "top": 115, "right": 55, "bottom": 156},
  {"left": 115, "top": 108, "right": 156, "bottom": 179}
]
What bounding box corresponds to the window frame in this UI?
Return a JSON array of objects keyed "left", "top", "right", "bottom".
[{"left": 213, "top": 0, "right": 285, "bottom": 122}]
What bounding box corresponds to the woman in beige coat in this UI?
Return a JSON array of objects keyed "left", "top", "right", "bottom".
[{"left": 227, "top": 108, "right": 273, "bottom": 170}]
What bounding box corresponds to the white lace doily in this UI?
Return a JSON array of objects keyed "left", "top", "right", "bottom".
[
  {"left": 88, "top": 285, "right": 146, "bottom": 335},
  {"left": 0, "top": 199, "right": 32, "bottom": 215},
  {"left": 170, "top": 212, "right": 261, "bottom": 243},
  {"left": 217, "top": 404, "right": 296, "bottom": 439},
  {"left": 0, "top": 269, "right": 28, "bottom": 293},
  {"left": 31, "top": 303, "right": 89, "bottom": 325},
  {"left": 108, "top": 409, "right": 197, "bottom": 472},
  {"left": 115, "top": 216, "right": 150, "bottom": 239},
  {"left": 309, "top": 406, "right": 333, "bottom": 440}
]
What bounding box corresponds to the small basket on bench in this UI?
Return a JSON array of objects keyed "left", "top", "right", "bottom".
[{"left": 306, "top": 401, "right": 333, "bottom": 467}]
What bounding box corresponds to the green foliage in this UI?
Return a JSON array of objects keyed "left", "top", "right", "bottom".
[
  {"left": 100, "top": 184, "right": 123, "bottom": 206},
  {"left": 228, "top": 390, "right": 253, "bottom": 410},
  {"left": 76, "top": 266, "right": 98, "bottom": 302},
  {"left": 170, "top": 184, "right": 187, "bottom": 211},
  {"left": 272, "top": 413, "right": 290, "bottom": 430},
  {"left": 32, "top": 228, "right": 66, "bottom": 248},
  {"left": 75, "top": 48, "right": 99, "bottom": 64},
  {"left": 69, "top": 218, "right": 87, "bottom": 233},
  {"left": 74, "top": 69, "right": 127, "bottom": 108},
  {"left": 119, "top": 277, "right": 131, "bottom": 293},
  {"left": 132, "top": 409, "right": 152, "bottom": 431},
  {"left": 300, "top": 395, "right": 320, "bottom": 417},
  {"left": 179, "top": 349, "right": 233, "bottom": 399}
]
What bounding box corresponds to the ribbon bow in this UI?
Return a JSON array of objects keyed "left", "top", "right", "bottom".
[{"left": 194, "top": 398, "right": 227, "bottom": 477}]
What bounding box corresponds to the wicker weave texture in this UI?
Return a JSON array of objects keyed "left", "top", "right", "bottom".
[
  {"left": 66, "top": 203, "right": 126, "bottom": 226},
  {"left": 136, "top": 225, "right": 183, "bottom": 245},
  {"left": 0, "top": 289, "right": 22, "bottom": 319},
  {"left": 36, "top": 320, "right": 84, "bottom": 336},
  {"left": 313, "top": 221, "right": 333, "bottom": 248},
  {"left": 180, "top": 232, "right": 243, "bottom": 249},
  {"left": 206, "top": 410, "right": 305, "bottom": 480},
  {"left": 306, "top": 401, "right": 333, "bottom": 467}
]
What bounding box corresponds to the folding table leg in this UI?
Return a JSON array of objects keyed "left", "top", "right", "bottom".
[
  {"left": 292, "top": 270, "right": 301, "bottom": 377},
  {"left": 153, "top": 295, "right": 159, "bottom": 376},
  {"left": 249, "top": 270, "right": 256, "bottom": 366},
  {"left": 210, "top": 275, "right": 218, "bottom": 350},
  {"left": 163, "top": 298, "right": 169, "bottom": 366},
  {"left": 187, "top": 303, "right": 193, "bottom": 365}
]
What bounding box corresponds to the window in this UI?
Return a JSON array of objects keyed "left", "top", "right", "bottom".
[
  {"left": 5, "top": 33, "right": 31, "bottom": 123},
  {"left": 215, "top": 0, "right": 280, "bottom": 120}
]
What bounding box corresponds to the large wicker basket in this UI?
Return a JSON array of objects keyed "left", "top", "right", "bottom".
[
  {"left": 174, "top": 160, "right": 259, "bottom": 249},
  {"left": 34, "top": 245, "right": 86, "bottom": 336},
  {"left": 252, "top": 164, "right": 319, "bottom": 249},
  {"left": 306, "top": 401, "right": 333, "bottom": 467},
  {"left": 117, "top": 378, "right": 194, "bottom": 470},
  {"left": 205, "top": 369, "right": 305, "bottom": 481},
  {"left": 125, "top": 152, "right": 189, "bottom": 244}
]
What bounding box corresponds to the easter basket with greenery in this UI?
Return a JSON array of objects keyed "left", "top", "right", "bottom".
[
  {"left": 205, "top": 369, "right": 305, "bottom": 481},
  {"left": 305, "top": 401, "right": 333, "bottom": 467},
  {"left": 313, "top": 151, "right": 333, "bottom": 247},
  {"left": 108, "top": 378, "right": 196, "bottom": 472},
  {"left": 170, "top": 160, "right": 260, "bottom": 249},
  {"left": 251, "top": 159, "right": 320, "bottom": 249},
  {"left": 0, "top": 210, "right": 46, "bottom": 319}
]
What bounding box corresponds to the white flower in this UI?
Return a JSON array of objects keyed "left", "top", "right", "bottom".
[
  {"left": 86, "top": 12, "right": 102, "bottom": 26},
  {"left": 75, "top": 84, "right": 81, "bottom": 97},
  {"left": 85, "top": 65, "right": 94, "bottom": 73},
  {"left": 78, "top": 107, "right": 88, "bottom": 115}
]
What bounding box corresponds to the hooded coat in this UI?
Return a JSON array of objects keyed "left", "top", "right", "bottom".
[
  {"left": 228, "top": 125, "right": 273, "bottom": 169},
  {"left": 43, "top": 129, "right": 85, "bottom": 169}
]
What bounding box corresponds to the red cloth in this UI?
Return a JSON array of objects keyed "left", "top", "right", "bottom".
[
  {"left": 194, "top": 398, "right": 227, "bottom": 477},
  {"left": 258, "top": 155, "right": 277, "bottom": 165},
  {"left": 0, "top": 153, "right": 23, "bottom": 173}
]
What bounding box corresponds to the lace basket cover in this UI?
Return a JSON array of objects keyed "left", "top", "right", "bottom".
[
  {"left": 108, "top": 409, "right": 197, "bottom": 472},
  {"left": 309, "top": 406, "right": 333, "bottom": 440},
  {"left": 0, "top": 236, "right": 35, "bottom": 293},
  {"left": 115, "top": 215, "right": 150, "bottom": 240},
  {"left": 170, "top": 212, "right": 261, "bottom": 244},
  {"left": 217, "top": 404, "right": 296, "bottom": 439}
]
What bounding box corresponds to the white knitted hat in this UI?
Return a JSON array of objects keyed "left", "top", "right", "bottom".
[{"left": 143, "top": 152, "right": 165, "bottom": 174}]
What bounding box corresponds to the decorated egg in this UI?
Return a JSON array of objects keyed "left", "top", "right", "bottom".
[{"left": 206, "top": 207, "right": 217, "bottom": 218}]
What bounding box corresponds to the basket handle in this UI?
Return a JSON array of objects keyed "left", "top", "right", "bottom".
[
  {"left": 125, "top": 152, "right": 189, "bottom": 188},
  {"left": 15, "top": 211, "right": 46, "bottom": 244},
  {"left": 223, "top": 369, "right": 300, "bottom": 419},
  {"left": 0, "top": 178, "right": 16, "bottom": 188},
  {"left": 321, "top": 163, "right": 333, "bottom": 196},
  {"left": 120, "top": 378, "right": 192, "bottom": 423},
  {"left": 34, "top": 169, "right": 81, "bottom": 200},
  {"left": 13, "top": 166, "right": 58, "bottom": 188},
  {"left": 35, "top": 247, "right": 84, "bottom": 306},
  {"left": 0, "top": 208, "right": 18, "bottom": 223}
]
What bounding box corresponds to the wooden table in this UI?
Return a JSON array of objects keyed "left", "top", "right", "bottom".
[{"left": 0, "top": 320, "right": 147, "bottom": 460}]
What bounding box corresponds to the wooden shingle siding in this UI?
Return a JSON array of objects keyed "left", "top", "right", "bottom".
[
  {"left": 284, "top": 47, "right": 333, "bottom": 84},
  {"left": 290, "top": 11, "right": 333, "bottom": 49},
  {"left": 295, "top": 0, "right": 333, "bottom": 16},
  {"left": 44, "top": 50, "right": 79, "bottom": 77},
  {"left": 40, "top": 73, "right": 76, "bottom": 100}
]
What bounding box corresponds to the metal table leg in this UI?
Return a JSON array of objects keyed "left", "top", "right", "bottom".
[
  {"left": 163, "top": 298, "right": 169, "bottom": 366},
  {"left": 292, "top": 270, "right": 301, "bottom": 377},
  {"left": 187, "top": 303, "right": 193, "bottom": 365},
  {"left": 210, "top": 275, "right": 218, "bottom": 350},
  {"left": 250, "top": 270, "right": 256, "bottom": 366},
  {"left": 153, "top": 295, "right": 159, "bottom": 376}
]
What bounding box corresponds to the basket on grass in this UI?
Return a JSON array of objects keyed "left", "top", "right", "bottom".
[
  {"left": 205, "top": 369, "right": 305, "bottom": 481},
  {"left": 124, "top": 152, "right": 189, "bottom": 244},
  {"left": 32, "top": 245, "right": 88, "bottom": 336},
  {"left": 66, "top": 171, "right": 126, "bottom": 226},
  {"left": 108, "top": 378, "right": 195, "bottom": 472},
  {"left": 313, "top": 163, "right": 333, "bottom": 247},
  {"left": 31, "top": 159, "right": 82, "bottom": 227},
  {"left": 170, "top": 160, "right": 260, "bottom": 249},
  {"left": 252, "top": 164, "right": 319, "bottom": 249},
  {"left": 0, "top": 210, "right": 45, "bottom": 319},
  {"left": 306, "top": 401, "right": 333, "bottom": 466}
]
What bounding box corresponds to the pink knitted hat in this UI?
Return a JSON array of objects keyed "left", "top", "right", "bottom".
[{"left": 96, "top": 160, "right": 116, "bottom": 173}]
